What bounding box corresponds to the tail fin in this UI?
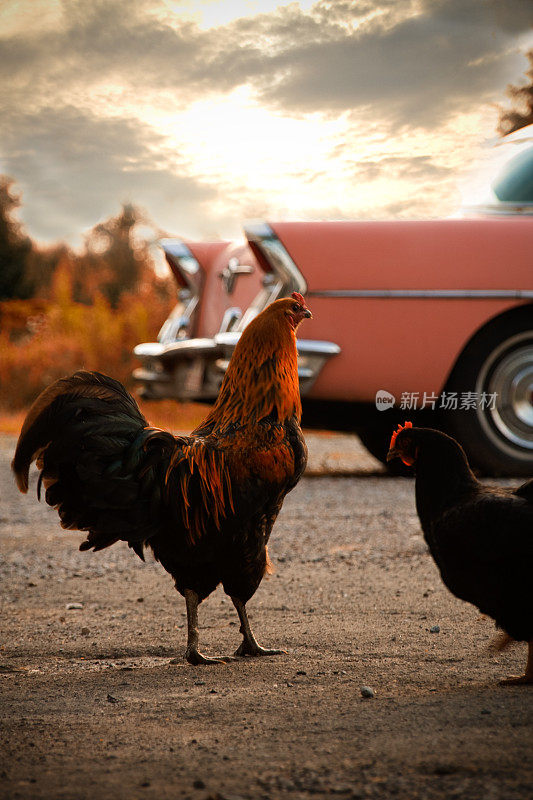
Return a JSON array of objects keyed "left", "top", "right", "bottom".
[{"left": 12, "top": 370, "right": 146, "bottom": 493}]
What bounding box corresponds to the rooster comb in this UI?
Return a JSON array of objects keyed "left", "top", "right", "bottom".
[
  {"left": 389, "top": 421, "right": 413, "bottom": 450},
  {"left": 291, "top": 292, "right": 306, "bottom": 306}
]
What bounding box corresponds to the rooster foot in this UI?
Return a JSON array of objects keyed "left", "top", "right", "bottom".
[
  {"left": 234, "top": 641, "right": 287, "bottom": 658},
  {"left": 499, "top": 674, "right": 533, "bottom": 686},
  {"left": 230, "top": 596, "right": 288, "bottom": 658},
  {"left": 185, "top": 648, "right": 237, "bottom": 666}
]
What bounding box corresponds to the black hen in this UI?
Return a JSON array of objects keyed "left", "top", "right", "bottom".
[{"left": 387, "top": 423, "right": 533, "bottom": 684}]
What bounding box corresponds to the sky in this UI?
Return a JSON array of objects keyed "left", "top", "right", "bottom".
[{"left": 1, "top": 0, "right": 532, "bottom": 247}]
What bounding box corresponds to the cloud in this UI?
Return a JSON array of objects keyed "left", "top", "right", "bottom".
[
  {"left": 0, "top": 105, "right": 220, "bottom": 243},
  {"left": 354, "top": 155, "right": 452, "bottom": 182},
  {"left": 3, "top": 0, "right": 531, "bottom": 127},
  {"left": 0, "top": 0, "right": 531, "bottom": 242},
  {"left": 246, "top": 0, "right": 533, "bottom": 126}
]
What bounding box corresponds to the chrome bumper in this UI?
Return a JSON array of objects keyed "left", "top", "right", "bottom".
[{"left": 133, "top": 333, "right": 340, "bottom": 401}]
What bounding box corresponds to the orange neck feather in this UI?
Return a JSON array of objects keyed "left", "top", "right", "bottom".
[{"left": 198, "top": 312, "right": 301, "bottom": 433}]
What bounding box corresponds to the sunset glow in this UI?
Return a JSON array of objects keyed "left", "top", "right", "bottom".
[{"left": 1, "top": 1, "right": 532, "bottom": 244}]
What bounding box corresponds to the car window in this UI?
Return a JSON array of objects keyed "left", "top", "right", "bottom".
[{"left": 492, "top": 146, "right": 533, "bottom": 203}]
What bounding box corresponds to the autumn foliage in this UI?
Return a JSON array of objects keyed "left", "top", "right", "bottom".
[
  {"left": 0, "top": 264, "right": 176, "bottom": 410},
  {"left": 0, "top": 178, "right": 177, "bottom": 415}
]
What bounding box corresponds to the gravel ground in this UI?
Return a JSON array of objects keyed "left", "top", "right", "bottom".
[{"left": 0, "top": 432, "right": 531, "bottom": 800}]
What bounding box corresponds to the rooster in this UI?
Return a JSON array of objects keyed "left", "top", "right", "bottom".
[
  {"left": 387, "top": 423, "right": 533, "bottom": 684},
  {"left": 12, "top": 293, "right": 312, "bottom": 664}
]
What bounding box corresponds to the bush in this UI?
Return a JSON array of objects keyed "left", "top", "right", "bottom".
[{"left": 0, "top": 260, "right": 175, "bottom": 410}]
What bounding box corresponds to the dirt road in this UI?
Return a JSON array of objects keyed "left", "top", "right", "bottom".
[{"left": 1, "top": 433, "right": 531, "bottom": 800}]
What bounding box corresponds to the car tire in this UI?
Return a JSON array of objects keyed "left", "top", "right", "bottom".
[{"left": 439, "top": 305, "right": 533, "bottom": 477}]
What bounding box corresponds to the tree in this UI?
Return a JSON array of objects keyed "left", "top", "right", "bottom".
[
  {"left": 498, "top": 50, "right": 533, "bottom": 136},
  {"left": 0, "top": 177, "right": 33, "bottom": 300},
  {"left": 81, "top": 203, "right": 149, "bottom": 306}
]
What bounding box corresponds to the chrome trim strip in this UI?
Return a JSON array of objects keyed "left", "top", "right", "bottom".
[
  {"left": 244, "top": 222, "right": 307, "bottom": 296},
  {"left": 462, "top": 202, "right": 533, "bottom": 216},
  {"left": 134, "top": 339, "right": 220, "bottom": 359},
  {"left": 218, "top": 307, "right": 242, "bottom": 334},
  {"left": 160, "top": 240, "right": 203, "bottom": 293},
  {"left": 159, "top": 238, "right": 204, "bottom": 342},
  {"left": 136, "top": 335, "right": 340, "bottom": 361},
  {"left": 215, "top": 332, "right": 241, "bottom": 347},
  {"left": 132, "top": 368, "right": 172, "bottom": 384},
  {"left": 308, "top": 289, "right": 533, "bottom": 299},
  {"left": 220, "top": 257, "right": 254, "bottom": 293},
  {"left": 297, "top": 339, "right": 341, "bottom": 355},
  {"left": 215, "top": 332, "right": 341, "bottom": 356}
]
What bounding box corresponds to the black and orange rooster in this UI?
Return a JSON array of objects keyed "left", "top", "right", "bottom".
[
  {"left": 387, "top": 423, "right": 533, "bottom": 684},
  {"left": 12, "top": 293, "right": 312, "bottom": 664}
]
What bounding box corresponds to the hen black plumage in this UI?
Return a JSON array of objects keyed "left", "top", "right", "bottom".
[{"left": 387, "top": 425, "right": 533, "bottom": 684}]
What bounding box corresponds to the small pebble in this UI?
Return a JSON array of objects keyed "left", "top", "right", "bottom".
[
  {"left": 430, "top": 625, "right": 440, "bottom": 633},
  {"left": 481, "top": 709, "right": 491, "bottom": 715},
  {"left": 66, "top": 603, "right": 83, "bottom": 610},
  {"left": 81, "top": 627, "right": 90, "bottom": 636},
  {"left": 107, "top": 694, "right": 118, "bottom": 703},
  {"left": 193, "top": 779, "right": 205, "bottom": 789},
  {"left": 360, "top": 686, "right": 374, "bottom": 698}
]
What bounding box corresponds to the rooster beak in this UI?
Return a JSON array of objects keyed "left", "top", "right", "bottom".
[{"left": 386, "top": 447, "right": 398, "bottom": 463}]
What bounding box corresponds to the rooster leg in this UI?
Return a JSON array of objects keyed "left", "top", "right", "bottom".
[
  {"left": 184, "top": 589, "right": 235, "bottom": 665},
  {"left": 499, "top": 641, "right": 533, "bottom": 685},
  {"left": 231, "top": 597, "right": 287, "bottom": 657}
]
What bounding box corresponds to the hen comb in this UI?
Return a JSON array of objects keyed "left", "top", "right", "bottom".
[
  {"left": 291, "top": 291, "right": 306, "bottom": 306},
  {"left": 389, "top": 421, "right": 413, "bottom": 450}
]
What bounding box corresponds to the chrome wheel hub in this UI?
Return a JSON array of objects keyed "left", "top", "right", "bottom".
[{"left": 477, "top": 332, "right": 533, "bottom": 454}]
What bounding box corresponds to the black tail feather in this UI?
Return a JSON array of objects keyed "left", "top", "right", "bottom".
[
  {"left": 12, "top": 370, "right": 177, "bottom": 559},
  {"left": 12, "top": 371, "right": 147, "bottom": 492}
]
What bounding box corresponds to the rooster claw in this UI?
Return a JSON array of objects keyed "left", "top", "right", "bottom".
[
  {"left": 234, "top": 642, "right": 287, "bottom": 658},
  {"left": 185, "top": 649, "right": 237, "bottom": 665}
]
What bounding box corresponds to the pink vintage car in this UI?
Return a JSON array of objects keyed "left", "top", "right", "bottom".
[{"left": 134, "top": 129, "right": 533, "bottom": 476}]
